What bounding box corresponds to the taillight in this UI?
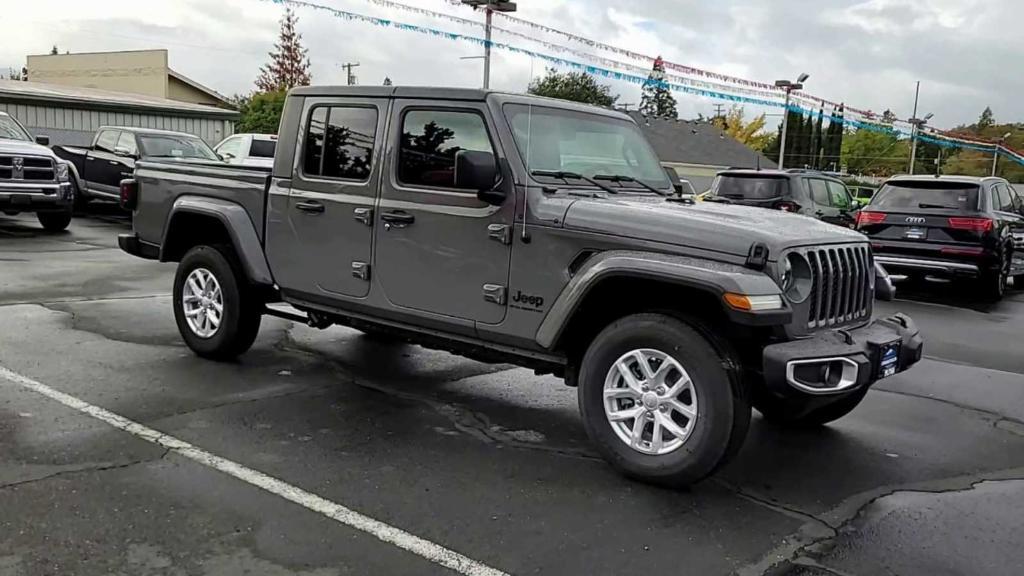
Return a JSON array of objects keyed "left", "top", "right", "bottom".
[
  {"left": 856, "top": 211, "right": 887, "bottom": 227},
  {"left": 947, "top": 217, "right": 993, "bottom": 232},
  {"left": 774, "top": 201, "right": 801, "bottom": 212},
  {"left": 120, "top": 179, "right": 138, "bottom": 211}
]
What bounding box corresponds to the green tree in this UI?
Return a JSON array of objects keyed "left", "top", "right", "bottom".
[
  {"left": 977, "top": 107, "right": 995, "bottom": 130},
  {"left": 638, "top": 56, "right": 677, "bottom": 119},
  {"left": 710, "top": 106, "right": 773, "bottom": 151},
  {"left": 235, "top": 90, "right": 288, "bottom": 133},
  {"left": 256, "top": 8, "right": 312, "bottom": 92},
  {"left": 527, "top": 68, "right": 618, "bottom": 107},
  {"left": 840, "top": 125, "right": 908, "bottom": 177}
]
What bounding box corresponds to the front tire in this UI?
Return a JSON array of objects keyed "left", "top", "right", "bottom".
[
  {"left": 37, "top": 210, "right": 72, "bottom": 232},
  {"left": 577, "top": 313, "right": 750, "bottom": 487},
  {"left": 173, "top": 244, "right": 262, "bottom": 360},
  {"left": 753, "top": 387, "right": 869, "bottom": 427}
]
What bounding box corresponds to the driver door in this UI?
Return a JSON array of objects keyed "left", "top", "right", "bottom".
[{"left": 374, "top": 101, "right": 514, "bottom": 325}]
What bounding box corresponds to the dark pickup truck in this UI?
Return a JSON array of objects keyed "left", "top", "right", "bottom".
[
  {"left": 55, "top": 126, "right": 219, "bottom": 206},
  {"left": 118, "top": 86, "right": 923, "bottom": 486}
]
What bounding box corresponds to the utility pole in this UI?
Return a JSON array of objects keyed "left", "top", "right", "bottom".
[
  {"left": 713, "top": 104, "right": 725, "bottom": 120},
  {"left": 992, "top": 132, "right": 1012, "bottom": 176},
  {"left": 461, "top": 0, "right": 517, "bottom": 89},
  {"left": 774, "top": 73, "right": 809, "bottom": 170},
  {"left": 341, "top": 62, "right": 360, "bottom": 86},
  {"left": 908, "top": 81, "right": 920, "bottom": 175}
]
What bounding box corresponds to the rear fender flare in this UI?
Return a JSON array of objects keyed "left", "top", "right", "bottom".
[
  {"left": 163, "top": 195, "right": 273, "bottom": 286},
  {"left": 535, "top": 251, "right": 788, "bottom": 349}
]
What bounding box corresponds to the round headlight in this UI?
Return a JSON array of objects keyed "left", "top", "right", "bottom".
[{"left": 782, "top": 253, "right": 813, "bottom": 303}]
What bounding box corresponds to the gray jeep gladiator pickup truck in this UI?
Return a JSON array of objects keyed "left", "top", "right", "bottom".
[{"left": 118, "top": 86, "right": 923, "bottom": 486}]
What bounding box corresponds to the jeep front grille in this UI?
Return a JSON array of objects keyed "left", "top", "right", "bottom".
[
  {"left": 0, "top": 155, "right": 56, "bottom": 182},
  {"left": 805, "top": 244, "right": 872, "bottom": 329}
]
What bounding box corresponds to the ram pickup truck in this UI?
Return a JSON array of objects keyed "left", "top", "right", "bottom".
[
  {"left": 119, "top": 86, "right": 923, "bottom": 486},
  {"left": 0, "top": 111, "right": 74, "bottom": 231},
  {"left": 55, "top": 126, "right": 219, "bottom": 207}
]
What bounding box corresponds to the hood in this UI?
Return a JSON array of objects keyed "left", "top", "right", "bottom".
[
  {"left": 562, "top": 194, "right": 865, "bottom": 259},
  {"left": 0, "top": 138, "right": 58, "bottom": 159}
]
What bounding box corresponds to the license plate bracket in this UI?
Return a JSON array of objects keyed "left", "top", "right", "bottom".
[{"left": 904, "top": 227, "right": 927, "bottom": 240}]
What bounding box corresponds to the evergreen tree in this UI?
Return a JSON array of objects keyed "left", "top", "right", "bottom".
[
  {"left": 383, "top": 77, "right": 393, "bottom": 86},
  {"left": 828, "top": 105, "right": 846, "bottom": 171},
  {"left": 977, "top": 106, "right": 994, "bottom": 131},
  {"left": 255, "top": 8, "right": 312, "bottom": 92},
  {"left": 638, "top": 57, "right": 677, "bottom": 119},
  {"left": 782, "top": 110, "right": 802, "bottom": 168},
  {"left": 811, "top": 108, "right": 824, "bottom": 169}
]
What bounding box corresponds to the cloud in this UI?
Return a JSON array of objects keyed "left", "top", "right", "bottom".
[{"left": 1, "top": 0, "right": 1019, "bottom": 128}]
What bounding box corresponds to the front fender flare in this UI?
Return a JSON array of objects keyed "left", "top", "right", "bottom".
[
  {"left": 163, "top": 195, "right": 274, "bottom": 286},
  {"left": 535, "top": 250, "right": 788, "bottom": 349}
]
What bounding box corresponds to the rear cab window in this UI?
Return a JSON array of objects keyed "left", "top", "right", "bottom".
[
  {"left": 249, "top": 138, "right": 277, "bottom": 159},
  {"left": 711, "top": 174, "right": 789, "bottom": 200},
  {"left": 872, "top": 181, "right": 981, "bottom": 212}
]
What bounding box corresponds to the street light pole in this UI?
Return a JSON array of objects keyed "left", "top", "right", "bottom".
[
  {"left": 907, "top": 113, "right": 932, "bottom": 176},
  {"left": 992, "top": 132, "right": 1012, "bottom": 176},
  {"left": 774, "top": 73, "right": 809, "bottom": 170},
  {"left": 461, "top": 0, "right": 517, "bottom": 89},
  {"left": 908, "top": 81, "right": 920, "bottom": 175}
]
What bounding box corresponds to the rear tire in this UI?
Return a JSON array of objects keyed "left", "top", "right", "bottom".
[
  {"left": 753, "top": 387, "right": 869, "bottom": 427},
  {"left": 981, "top": 249, "right": 1009, "bottom": 302},
  {"left": 37, "top": 210, "right": 72, "bottom": 232},
  {"left": 577, "top": 313, "right": 750, "bottom": 487},
  {"left": 173, "top": 244, "right": 262, "bottom": 360}
]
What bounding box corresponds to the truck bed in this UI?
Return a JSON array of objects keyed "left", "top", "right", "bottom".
[{"left": 132, "top": 159, "right": 270, "bottom": 247}]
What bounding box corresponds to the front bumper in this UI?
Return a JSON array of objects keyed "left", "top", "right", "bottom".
[
  {"left": 763, "top": 313, "right": 923, "bottom": 396},
  {"left": 0, "top": 182, "right": 73, "bottom": 212}
]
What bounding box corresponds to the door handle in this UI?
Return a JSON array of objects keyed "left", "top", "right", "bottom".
[
  {"left": 380, "top": 210, "right": 415, "bottom": 228},
  {"left": 295, "top": 201, "right": 325, "bottom": 214}
]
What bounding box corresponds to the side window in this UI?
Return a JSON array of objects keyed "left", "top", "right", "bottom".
[
  {"left": 398, "top": 109, "right": 494, "bottom": 190},
  {"left": 809, "top": 179, "right": 831, "bottom": 206},
  {"left": 826, "top": 181, "right": 851, "bottom": 210},
  {"left": 116, "top": 132, "right": 138, "bottom": 156},
  {"left": 302, "top": 106, "right": 377, "bottom": 181},
  {"left": 95, "top": 130, "right": 119, "bottom": 153},
  {"left": 216, "top": 137, "right": 243, "bottom": 159},
  {"left": 1009, "top": 185, "right": 1024, "bottom": 213},
  {"left": 995, "top": 184, "right": 1014, "bottom": 212}
]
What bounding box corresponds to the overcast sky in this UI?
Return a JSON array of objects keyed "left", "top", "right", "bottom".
[{"left": 4, "top": 0, "right": 1021, "bottom": 129}]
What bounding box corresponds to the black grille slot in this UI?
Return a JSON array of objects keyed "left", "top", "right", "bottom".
[{"left": 802, "top": 244, "right": 872, "bottom": 329}]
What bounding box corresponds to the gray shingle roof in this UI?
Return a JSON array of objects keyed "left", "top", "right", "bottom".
[{"left": 629, "top": 112, "right": 776, "bottom": 169}]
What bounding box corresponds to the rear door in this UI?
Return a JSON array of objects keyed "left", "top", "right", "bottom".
[
  {"left": 807, "top": 178, "right": 840, "bottom": 222},
  {"left": 85, "top": 129, "right": 122, "bottom": 197},
  {"left": 994, "top": 183, "right": 1024, "bottom": 275},
  {"left": 277, "top": 97, "right": 387, "bottom": 299},
  {"left": 374, "top": 100, "right": 513, "bottom": 324},
  {"left": 825, "top": 180, "right": 857, "bottom": 228}
]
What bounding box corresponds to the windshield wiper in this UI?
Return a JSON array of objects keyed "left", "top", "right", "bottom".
[
  {"left": 592, "top": 174, "right": 670, "bottom": 196},
  {"left": 531, "top": 170, "right": 619, "bottom": 195},
  {"left": 918, "top": 202, "right": 958, "bottom": 209}
]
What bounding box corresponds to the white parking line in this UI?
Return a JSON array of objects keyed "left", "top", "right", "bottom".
[{"left": 0, "top": 365, "right": 508, "bottom": 576}]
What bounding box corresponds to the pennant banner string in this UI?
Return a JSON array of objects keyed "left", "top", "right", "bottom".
[{"left": 268, "top": 0, "right": 1023, "bottom": 166}]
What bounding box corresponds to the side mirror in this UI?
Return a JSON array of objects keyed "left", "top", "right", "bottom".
[
  {"left": 35, "top": 135, "right": 50, "bottom": 146},
  {"left": 219, "top": 151, "right": 235, "bottom": 161},
  {"left": 664, "top": 166, "right": 683, "bottom": 194},
  {"left": 455, "top": 150, "right": 503, "bottom": 205},
  {"left": 114, "top": 146, "right": 135, "bottom": 159}
]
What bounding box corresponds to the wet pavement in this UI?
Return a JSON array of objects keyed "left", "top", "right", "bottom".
[{"left": 1, "top": 208, "right": 1023, "bottom": 576}]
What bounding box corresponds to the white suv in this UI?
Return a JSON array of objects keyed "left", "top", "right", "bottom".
[{"left": 214, "top": 133, "right": 276, "bottom": 168}]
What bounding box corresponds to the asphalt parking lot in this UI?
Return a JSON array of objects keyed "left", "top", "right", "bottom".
[{"left": 2, "top": 208, "right": 1023, "bottom": 576}]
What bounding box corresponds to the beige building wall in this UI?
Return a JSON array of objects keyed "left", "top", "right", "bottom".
[
  {"left": 167, "top": 76, "right": 223, "bottom": 107},
  {"left": 27, "top": 50, "right": 169, "bottom": 99}
]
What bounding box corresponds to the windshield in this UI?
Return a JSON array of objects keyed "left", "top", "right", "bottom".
[
  {"left": 0, "top": 114, "right": 31, "bottom": 142},
  {"left": 138, "top": 134, "right": 219, "bottom": 160},
  {"left": 505, "top": 103, "right": 669, "bottom": 190},
  {"left": 712, "top": 175, "right": 788, "bottom": 200},
  {"left": 872, "top": 182, "right": 980, "bottom": 211}
]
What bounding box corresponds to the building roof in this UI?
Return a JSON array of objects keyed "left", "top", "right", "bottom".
[
  {"left": 0, "top": 80, "right": 238, "bottom": 119},
  {"left": 628, "top": 112, "right": 776, "bottom": 169},
  {"left": 167, "top": 69, "right": 233, "bottom": 107}
]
